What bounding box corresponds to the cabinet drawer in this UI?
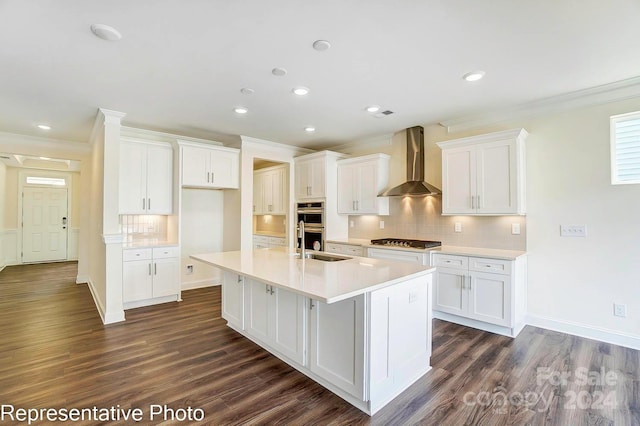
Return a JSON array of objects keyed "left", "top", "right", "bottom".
[
  {"left": 123, "top": 248, "right": 152, "bottom": 261},
  {"left": 268, "top": 237, "right": 286, "bottom": 247},
  {"left": 253, "top": 235, "right": 269, "bottom": 244},
  {"left": 325, "top": 243, "right": 343, "bottom": 254},
  {"left": 469, "top": 257, "right": 512, "bottom": 275},
  {"left": 432, "top": 254, "right": 468, "bottom": 270},
  {"left": 153, "top": 246, "right": 179, "bottom": 259},
  {"left": 342, "top": 245, "right": 363, "bottom": 256}
]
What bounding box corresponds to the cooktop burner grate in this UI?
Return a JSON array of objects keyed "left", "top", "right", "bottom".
[{"left": 370, "top": 238, "right": 442, "bottom": 249}]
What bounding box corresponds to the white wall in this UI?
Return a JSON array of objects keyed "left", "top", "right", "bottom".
[
  {"left": 180, "top": 188, "right": 224, "bottom": 289},
  {"left": 0, "top": 161, "right": 5, "bottom": 269},
  {"left": 425, "top": 97, "right": 640, "bottom": 347}
]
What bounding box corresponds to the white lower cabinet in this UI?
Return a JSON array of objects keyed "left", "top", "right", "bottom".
[
  {"left": 123, "top": 246, "right": 179, "bottom": 308},
  {"left": 309, "top": 296, "right": 365, "bottom": 400},
  {"left": 253, "top": 235, "right": 287, "bottom": 250},
  {"left": 432, "top": 253, "right": 526, "bottom": 336},
  {"left": 245, "top": 278, "right": 305, "bottom": 365},
  {"left": 220, "top": 272, "right": 434, "bottom": 415},
  {"left": 325, "top": 242, "right": 364, "bottom": 257},
  {"left": 221, "top": 271, "right": 244, "bottom": 330}
]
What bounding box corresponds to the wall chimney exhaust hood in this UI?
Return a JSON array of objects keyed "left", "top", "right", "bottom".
[{"left": 379, "top": 126, "right": 441, "bottom": 197}]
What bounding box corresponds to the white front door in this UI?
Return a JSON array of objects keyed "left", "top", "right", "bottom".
[{"left": 22, "top": 187, "right": 68, "bottom": 263}]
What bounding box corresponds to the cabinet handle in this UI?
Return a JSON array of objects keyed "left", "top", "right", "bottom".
[
  {"left": 266, "top": 284, "right": 270, "bottom": 293},
  {"left": 154, "top": 263, "right": 157, "bottom": 275},
  {"left": 148, "top": 263, "right": 151, "bottom": 275},
  {"left": 237, "top": 276, "right": 243, "bottom": 283},
  {"left": 148, "top": 198, "right": 151, "bottom": 210},
  {"left": 309, "top": 299, "right": 315, "bottom": 310},
  {"left": 356, "top": 200, "right": 359, "bottom": 211},
  {"left": 207, "top": 172, "right": 210, "bottom": 183},
  {"left": 471, "top": 196, "right": 475, "bottom": 209},
  {"left": 468, "top": 276, "right": 472, "bottom": 290},
  {"left": 142, "top": 198, "right": 146, "bottom": 210},
  {"left": 211, "top": 172, "right": 214, "bottom": 183},
  {"left": 477, "top": 195, "right": 481, "bottom": 209},
  {"left": 270, "top": 286, "right": 274, "bottom": 295},
  {"left": 352, "top": 200, "right": 355, "bottom": 211}
]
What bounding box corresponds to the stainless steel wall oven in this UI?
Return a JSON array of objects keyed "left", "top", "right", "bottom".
[{"left": 296, "top": 202, "right": 324, "bottom": 251}]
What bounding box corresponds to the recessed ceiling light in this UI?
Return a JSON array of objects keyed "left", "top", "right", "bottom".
[
  {"left": 90, "top": 24, "right": 122, "bottom": 41},
  {"left": 365, "top": 105, "right": 380, "bottom": 113},
  {"left": 234, "top": 107, "right": 248, "bottom": 114},
  {"left": 240, "top": 88, "right": 255, "bottom": 95},
  {"left": 304, "top": 126, "right": 316, "bottom": 133},
  {"left": 292, "top": 87, "right": 309, "bottom": 96},
  {"left": 463, "top": 71, "right": 485, "bottom": 82},
  {"left": 37, "top": 124, "right": 51, "bottom": 130},
  {"left": 312, "top": 40, "right": 331, "bottom": 51},
  {"left": 272, "top": 67, "right": 287, "bottom": 76}
]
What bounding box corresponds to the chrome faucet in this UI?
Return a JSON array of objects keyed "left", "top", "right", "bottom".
[{"left": 298, "top": 220, "right": 306, "bottom": 259}]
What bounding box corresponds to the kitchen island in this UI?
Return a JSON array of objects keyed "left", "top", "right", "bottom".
[{"left": 191, "top": 247, "right": 435, "bottom": 415}]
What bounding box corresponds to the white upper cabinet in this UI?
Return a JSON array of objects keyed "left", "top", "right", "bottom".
[
  {"left": 337, "top": 154, "right": 390, "bottom": 215},
  {"left": 295, "top": 156, "right": 326, "bottom": 199},
  {"left": 253, "top": 164, "right": 287, "bottom": 215},
  {"left": 437, "top": 128, "right": 527, "bottom": 215},
  {"left": 181, "top": 142, "right": 239, "bottom": 189},
  {"left": 119, "top": 140, "right": 173, "bottom": 215}
]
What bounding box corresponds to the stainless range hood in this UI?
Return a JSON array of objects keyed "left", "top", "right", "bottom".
[{"left": 379, "top": 126, "right": 441, "bottom": 196}]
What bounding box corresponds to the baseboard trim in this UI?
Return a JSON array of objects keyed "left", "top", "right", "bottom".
[
  {"left": 181, "top": 278, "right": 220, "bottom": 291},
  {"left": 76, "top": 274, "right": 90, "bottom": 284},
  {"left": 526, "top": 314, "right": 640, "bottom": 350},
  {"left": 84, "top": 277, "right": 107, "bottom": 324}
]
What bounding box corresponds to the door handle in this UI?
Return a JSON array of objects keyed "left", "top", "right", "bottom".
[{"left": 62, "top": 217, "right": 67, "bottom": 225}]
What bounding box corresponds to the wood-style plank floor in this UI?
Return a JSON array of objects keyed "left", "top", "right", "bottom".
[{"left": 1, "top": 262, "right": 638, "bottom": 425}]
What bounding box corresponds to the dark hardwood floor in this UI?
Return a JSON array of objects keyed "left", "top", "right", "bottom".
[{"left": 1, "top": 262, "right": 638, "bottom": 425}]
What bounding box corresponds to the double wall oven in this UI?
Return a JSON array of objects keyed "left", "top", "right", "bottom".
[{"left": 296, "top": 202, "right": 324, "bottom": 251}]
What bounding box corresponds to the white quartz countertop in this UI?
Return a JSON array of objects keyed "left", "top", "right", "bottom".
[
  {"left": 191, "top": 248, "right": 434, "bottom": 304},
  {"left": 326, "top": 239, "right": 526, "bottom": 259},
  {"left": 122, "top": 239, "right": 178, "bottom": 249},
  {"left": 435, "top": 245, "right": 526, "bottom": 260}
]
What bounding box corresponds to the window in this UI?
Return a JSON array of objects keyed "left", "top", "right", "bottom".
[
  {"left": 611, "top": 111, "right": 640, "bottom": 185},
  {"left": 25, "top": 176, "right": 66, "bottom": 186}
]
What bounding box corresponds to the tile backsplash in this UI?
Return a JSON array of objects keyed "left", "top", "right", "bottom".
[
  {"left": 348, "top": 197, "right": 526, "bottom": 250},
  {"left": 120, "top": 215, "right": 168, "bottom": 240}
]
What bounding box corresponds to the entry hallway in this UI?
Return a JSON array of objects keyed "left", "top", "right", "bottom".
[{"left": 1, "top": 262, "right": 638, "bottom": 425}]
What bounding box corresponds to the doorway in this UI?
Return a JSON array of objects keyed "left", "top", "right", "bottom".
[{"left": 20, "top": 173, "right": 70, "bottom": 263}]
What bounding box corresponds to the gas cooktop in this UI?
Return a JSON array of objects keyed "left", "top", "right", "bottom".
[{"left": 370, "top": 238, "right": 442, "bottom": 249}]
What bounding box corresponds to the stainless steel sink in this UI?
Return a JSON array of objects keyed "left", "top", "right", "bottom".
[{"left": 298, "top": 252, "right": 351, "bottom": 262}]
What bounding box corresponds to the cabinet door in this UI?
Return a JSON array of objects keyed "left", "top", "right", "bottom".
[
  {"left": 262, "top": 170, "right": 275, "bottom": 213},
  {"left": 355, "top": 161, "right": 380, "bottom": 213},
  {"left": 441, "top": 148, "right": 476, "bottom": 215},
  {"left": 123, "top": 260, "right": 153, "bottom": 302},
  {"left": 245, "top": 279, "right": 271, "bottom": 343},
  {"left": 152, "top": 257, "right": 179, "bottom": 298},
  {"left": 309, "top": 296, "right": 365, "bottom": 400},
  {"left": 468, "top": 271, "right": 511, "bottom": 326},
  {"left": 119, "top": 141, "right": 147, "bottom": 214},
  {"left": 433, "top": 267, "right": 466, "bottom": 315},
  {"left": 337, "top": 164, "right": 357, "bottom": 214},
  {"left": 294, "top": 161, "right": 310, "bottom": 199},
  {"left": 272, "top": 288, "right": 305, "bottom": 365},
  {"left": 209, "top": 150, "right": 239, "bottom": 189},
  {"left": 145, "top": 144, "right": 173, "bottom": 214},
  {"left": 222, "top": 271, "right": 244, "bottom": 330},
  {"left": 270, "top": 167, "right": 286, "bottom": 214},
  {"left": 181, "top": 146, "right": 209, "bottom": 187},
  {"left": 476, "top": 140, "right": 518, "bottom": 214},
  {"left": 308, "top": 159, "right": 325, "bottom": 198}
]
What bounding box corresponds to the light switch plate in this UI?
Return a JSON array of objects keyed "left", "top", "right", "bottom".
[
  {"left": 349, "top": 220, "right": 354, "bottom": 228},
  {"left": 454, "top": 222, "right": 462, "bottom": 233},
  {"left": 512, "top": 223, "right": 521, "bottom": 235},
  {"left": 379, "top": 220, "right": 385, "bottom": 229},
  {"left": 560, "top": 224, "right": 587, "bottom": 237}
]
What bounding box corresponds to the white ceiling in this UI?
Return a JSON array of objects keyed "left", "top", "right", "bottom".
[{"left": 1, "top": 0, "right": 640, "bottom": 149}]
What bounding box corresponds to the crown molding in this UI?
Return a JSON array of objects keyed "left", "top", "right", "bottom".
[
  {"left": 440, "top": 76, "right": 640, "bottom": 134},
  {"left": 241, "top": 135, "right": 313, "bottom": 156},
  {"left": 0, "top": 131, "right": 90, "bottom": 159}
]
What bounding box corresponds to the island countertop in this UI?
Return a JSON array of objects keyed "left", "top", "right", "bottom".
[{"left": 191, "top": 248, "right": 434, "bottom": 304}]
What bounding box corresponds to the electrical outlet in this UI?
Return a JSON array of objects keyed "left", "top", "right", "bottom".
[
  {"left": 512, "top": 223, "right": 521, "bottom": 235},
  {"left": 560, "top": 224, "right": 587, "bottom": 237},
  {"left": 186, "top": 264, "right": 194, "bottom": 275},
  {"left": 350, "top": 220, "right": 355, "bottom": 228},
  {"left": 454, "top": 222, "right": 462, "bottom": 233},
  {"left": 379, "top": 220, "right": 385, "bottom": 229},
  {"left": 614, "top": 303, "right": 627, "bottom": 317}
]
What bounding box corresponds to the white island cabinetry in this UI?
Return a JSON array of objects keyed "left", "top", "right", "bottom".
[{"left": 191, "top": 249, "right": 434, "bottom": 415}]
